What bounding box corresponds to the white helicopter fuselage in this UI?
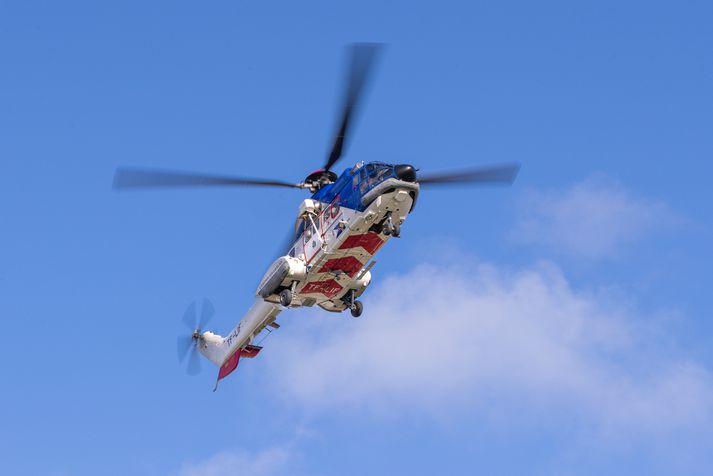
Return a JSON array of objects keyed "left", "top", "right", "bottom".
[{"left": 198, "top": 167, "right": 419, "bottom": 383}]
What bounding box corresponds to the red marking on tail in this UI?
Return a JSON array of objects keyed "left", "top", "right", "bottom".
[
  {"left": 217, "top": 345, "right": 264, "bottom": 381},
  {"left": 218, "top": 352, "right": 240, "bottom": 381}
]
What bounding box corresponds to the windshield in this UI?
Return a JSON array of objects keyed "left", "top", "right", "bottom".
[{"left": 360, "top": 163, "right": 394, "bottom": 191}]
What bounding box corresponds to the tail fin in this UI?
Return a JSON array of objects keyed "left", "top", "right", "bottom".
[
  {"left": 216, "top": 344, "right": 263, "bottom": 380},
  {"left": 211, "top": 344, "right": 263, "bottom": 391}
]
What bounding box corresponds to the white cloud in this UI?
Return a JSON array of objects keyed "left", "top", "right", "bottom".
[
  {"left": 267, "top": 259, "right": 713, "bottom": 439},
  {"left": 177, "top": 447, "right": 290, "bottom": 476},
  {"left": 512, "top": 176, "right": 674, "bottom": 258}
]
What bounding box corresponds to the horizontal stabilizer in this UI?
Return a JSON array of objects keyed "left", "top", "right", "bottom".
[{"left": 241, "top": 344, "right": 263, "bottom": 358}]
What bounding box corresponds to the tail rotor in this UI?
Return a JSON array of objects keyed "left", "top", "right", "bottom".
[{"left": 177, "top": 299, "right": 215, "bottom": 375}]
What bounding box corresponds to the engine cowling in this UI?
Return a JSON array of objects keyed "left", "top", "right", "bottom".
[{"left": 256, "top": 256, "right": 307, "bottom": 298}]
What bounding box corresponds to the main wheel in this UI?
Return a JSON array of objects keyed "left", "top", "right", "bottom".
[
  {"left": 279, "top": 288, "right": 292, "bottom": 307},
  {"left": 383, "top": 221, "right": 393, "bottom": 236},
  {"left": 350, "top": 300, "right": 363, "bottom": 318},
  {"left": 392, "top": 222, "right": 401, "bottom": 238}
]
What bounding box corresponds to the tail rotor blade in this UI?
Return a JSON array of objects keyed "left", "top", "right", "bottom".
[
  {"left": 178, "top": 299, "right": 215, "bottom": 375},
  {"left": 181, "top": 301, "right": 197, "bottom": 331},
  {"left": 177, "top": 335, "right": 194, "bottom": 363},
  {"left": 186, "top": 347, "right": 202, "bottom": 376},
  {"left": 198, "top": 298, "right": 215, "bottom": 330}
]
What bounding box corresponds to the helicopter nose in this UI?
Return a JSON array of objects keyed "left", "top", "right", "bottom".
[{"left": 395, "top": 164, "right": 417, "bottom": 182}]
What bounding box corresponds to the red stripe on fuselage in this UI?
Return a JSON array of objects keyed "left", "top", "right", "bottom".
[
  {"left": 338, "top": 232, "right": 384, "bottom": 255},
  {"left": 318, "top": 256, "right": 364, "bottom": 278}
]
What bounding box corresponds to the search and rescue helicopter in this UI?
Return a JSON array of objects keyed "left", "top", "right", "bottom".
[{"left": 113, "top": 44, "right": 519, "bottom": 388}]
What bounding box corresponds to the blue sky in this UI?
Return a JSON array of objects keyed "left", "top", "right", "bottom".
[{"left": 1, "top": 1, "right": 712, "bottom": 474}]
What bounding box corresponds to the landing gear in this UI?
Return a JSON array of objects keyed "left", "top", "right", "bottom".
[
  {"left": 279, "top": 288, "right": 292, "bottom": 307},
  {"left": 344, "top": 289, "right": 364, "bottom": 318},
  {"left": 382, "top": 212, "right": 401, "bottom": 238}
]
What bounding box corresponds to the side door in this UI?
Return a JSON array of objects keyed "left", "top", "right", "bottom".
[
  {"left": 321, "top": 195, "right": 345, "bottom": 246},
  {"left": 303, "top": 215, "right": 321, "bottom": 264}
]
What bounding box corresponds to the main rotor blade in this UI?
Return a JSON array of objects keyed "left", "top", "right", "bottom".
[
  {"left": 113, "top": 167, "right": 302, "bottom": 191},
  {"left": 418, "top": 163, "right": 521, "bottom": 186},
  {"left": 324, "top": 43, "right": 383, "bottom": 171}
]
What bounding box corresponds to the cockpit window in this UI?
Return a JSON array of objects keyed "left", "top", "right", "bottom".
[
  {"left": 358, "top": 163, "right": 394, "bottom": 192},
  {"left": 373, "top": 166, "right": 392, "bottom": 182}
]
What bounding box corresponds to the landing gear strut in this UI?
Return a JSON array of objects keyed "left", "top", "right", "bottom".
[
  {"left": 382, "top": 212, "right": 401, "bottom": 238},
  {"left": 344, "top": 289, "right": 363, "bottom": 318}
]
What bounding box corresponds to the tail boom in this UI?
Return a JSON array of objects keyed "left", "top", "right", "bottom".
[{"left": 197, "top": 298, "right": 281, "bottom": 382}]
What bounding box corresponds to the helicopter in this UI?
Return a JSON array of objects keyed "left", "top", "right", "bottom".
[{"left": 113, "top": 44, "right": 520, "bottom": 388}]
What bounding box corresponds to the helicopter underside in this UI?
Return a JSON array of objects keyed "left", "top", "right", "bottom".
[{"left": 261, "top": 183, "right": 418, "bottom": 313}]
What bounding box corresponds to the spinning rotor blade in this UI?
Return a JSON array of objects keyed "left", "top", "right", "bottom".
[
  {"left": 186, "top": 348, "right": 202, "bottom": 376},
  {"left": 198, "top": 298, "right": 215, "bottom": 331},
  {"left": 418, "top": 163, "right": 521, "bottom": 186},
  {"left": 113, "top": 167, "right": 302, "bottom": 191},
  {"left": 181, "top": 301, "right": 197, "bottom": 331},
  {"left": 177, "top": 299, "right": 214, "bottom": 376},
  {"left": 324, "top": 43, "right": 383, "bottom": 172},
  {"left": 177, "top": 335, "right": 194, "bottom": 363},
  {"left": 275, "top": 228, "right": 297, "bottom": 259}
]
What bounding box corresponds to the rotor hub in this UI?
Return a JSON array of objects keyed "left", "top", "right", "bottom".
[{"left": 303, "top": 170, "right": 338, "bottom": 191}]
